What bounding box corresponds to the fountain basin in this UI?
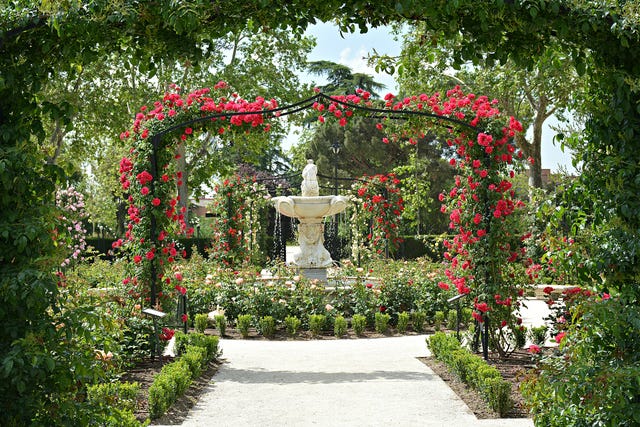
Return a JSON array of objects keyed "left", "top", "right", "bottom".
[{"left": 272, "top": 195, "right": 349, "bottom": 221}]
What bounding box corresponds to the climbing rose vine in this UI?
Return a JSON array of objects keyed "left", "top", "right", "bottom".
[
  {"left": 314, "top": 85, "right": 528, "bottom": 354},
  {"left": 116, "top": 82, "right": 278, "bottom": 310},
  {"left": 436, "top": 87, "right": 528, "bottom": 355},
  {"left": 55, "top": 186, "right": 89, "bottom": 269},
  {"left": 207, "top": 173, "right": 270, "bottom": 267},
  {"left": 350, "top": 173, "right": 404, "bottom": 261}
]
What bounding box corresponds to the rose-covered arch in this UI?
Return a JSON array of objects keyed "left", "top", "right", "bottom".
[{"left": 116, "top": 82, "right": 526, "bottom": 357}]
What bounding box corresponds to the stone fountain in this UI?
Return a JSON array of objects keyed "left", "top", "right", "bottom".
[{"left": 272, "top": 160, "right": 349, "bottom": 281}]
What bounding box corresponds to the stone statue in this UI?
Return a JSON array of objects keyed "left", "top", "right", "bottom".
[{"left": 301, "top": 159, "right": 319, "bottom": 197}]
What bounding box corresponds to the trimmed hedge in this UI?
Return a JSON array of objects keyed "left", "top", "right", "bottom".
[
  {"left": 86, "top": 382, "right": 146, "bottom": 426},
  {"left": 149, "top": 333, "right": 220, "bottom": 419},
  {"left": 427, "top": 332, "right": 513, "bottom": 416}
]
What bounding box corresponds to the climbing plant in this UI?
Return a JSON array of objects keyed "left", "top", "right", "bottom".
[
  {"left": 350, "top": 173, "right": 404, "bottom": 262},
  {"left": 116, "top": 83, "right": 279, "bottom": 310},
  {"left": 206, "top": 173, "right": 271, "bottom": 267},
  {"left": 311, "top": 86, "right": 526, "bottom": 356}
]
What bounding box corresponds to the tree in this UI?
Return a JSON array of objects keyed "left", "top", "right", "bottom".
[
  {"left": 308, "top": 60, "right": 386, "bottom": 97},
  {"left": 385, "top": 23, "right": 584, "bottom": 188},
  {"left": 38, "top": 26, "right": 314, "bottom": 232}
]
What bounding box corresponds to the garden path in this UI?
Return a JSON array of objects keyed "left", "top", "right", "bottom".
[{"left": 155, "top": 334, "right": 535, "bottom": 427}]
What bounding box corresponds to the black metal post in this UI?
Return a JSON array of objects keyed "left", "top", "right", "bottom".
[
  {"left": 330, "top": 141, "right": 341, "bottom": 261},
  {"left": 482, "top": 313, "right": 489, "bottom": 360},
  {"left": 456, "top": 299, "right": 462, "bottom": 341},
  {"left": 150, "top": 135, "right": 161, "bottom": 309}
]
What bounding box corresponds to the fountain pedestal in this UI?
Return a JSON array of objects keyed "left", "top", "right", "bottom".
[{"left": 272, "top": 160, "right": 349, "bottom": 282}]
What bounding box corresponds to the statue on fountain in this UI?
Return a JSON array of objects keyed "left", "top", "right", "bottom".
[{"left": 301, "top": 159, "right": 319, "bottom": 197}]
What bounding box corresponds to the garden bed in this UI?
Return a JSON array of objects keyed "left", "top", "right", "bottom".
[
  {"left": 420, "top": 350, "right": 532, "bottom": 419},
  {"left": 123, "top": 328, "right": 532, "bottom": 424}
]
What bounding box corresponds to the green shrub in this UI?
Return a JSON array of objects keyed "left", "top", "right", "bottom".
[
  {"left": 376, "top": 277, "right": 418, "bottom": 324},
  {"left": 174, "top": 332, "right": 220, "bottom": 360},
  {"left": 285, "top": 315, "right": 301, "bottom": 336},
  {"left": 87, "top": 381, "right": 140, "bottom": 413},
  {"left": 412, "top": 311, "right": 426, "bottom": 332},
  {"left": 397, "top": 311, "right": 410, "bottom": 333},
  {"left": 309, "top": 314, "right": 326, "bottom": 336},
  {"left": 258, "top": 316, "right": 276, "bottom": 338},
  {"left": 426, "top": 332, "right": 461, "bottom": 362},
  {"left": 447, "top": 310, "right": 458, "bottom": 330},
  {"left": 352, "top": 314, "right": 367, "bottom": 336},
  {"left": 374, "top": 312, "right": 390, "bottom": 334},
  {"left": 521, "top": 298, "right": 640, "bottom": 426},
  {"left": 237, "top": 314, "right": 252, "bottom": 338},
  {"left": 214, "top": 314, "right": 227, "bottom": 336},
  {"left": 513, "top": 325, "right": 527, "bottom": 349},
  {"left": 181, "top": 346, "right": 207, "bottom": 378},
  {"left": 461, "top": 308, "right": 473, "bottom": 327},
  {"left": 148, "top": 360, "right": 192, "bottom": 419},
  {"left": 450, "top": 350, "right": 482, "bottom": 384},
  {"left": 427, "top": 332, "right": 512, "bottom": 417},
  {"left": 434, "top": 310, "right": 445, "bottom": 331},
  {"left": 194, "top": 313, "right": 209, "bottom": 333},
  {"left": 528, "top": 325, "right": 547, "bottom": 346},
  {"left": 484, "top": 377, "right": 513, "bottom": 416},
  {"left": 334, "top": 315, "right": 347, "bottom": 338}
]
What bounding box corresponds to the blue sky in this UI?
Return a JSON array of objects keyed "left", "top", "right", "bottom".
[{"left": 295, "top": 22, "right": 577, "bottom": 174}]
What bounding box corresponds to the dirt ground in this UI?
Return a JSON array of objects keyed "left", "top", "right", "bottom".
[{"left": 122, "top": 327, "right": 532, "bottom": 424}]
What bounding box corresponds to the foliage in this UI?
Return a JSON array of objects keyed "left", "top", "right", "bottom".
[
  {"left": 258, "top": 316, "right": 276, "bottom": 338},
  {"left": 349, "top": 173, "right": 405, "bottom": 261},
  {"left": 522, "top": 296, "right": 640, "bottom": 426},
  {"left": 393, "top": 150, "right": 453, "bottom": 234},
  {"left": 397, "top": 312, "right": 410, "bottom": 333},
  {"left": 173, "top": 332, "right": 220, "bottom": 360},
  {"left": 307, "top": 60, "right": 387, "bottom": 97},
  {"left": 446, "top": 310, "right": 458, "bottom": 330},
  {"left": 117, "top": 84, "right": 281, "bottom": 311},
  {"left": 206, "top": 173, "right": 271, "bottom": 267},
  {"left": 148, "top": 360, "right": 192, "bottom": 419},
  {"left": 87, "top": 381, "right": 140, "bottom": 414},
  {"left": 377, "top": 276, "right": 417, "bottom": 325},
  {"left": 352, "top": 314, "right": 367, "bottom": 337},
  {"left": 374, "top": 312, "right": 390, "bottom": 334},
  {"left": 236, "top": 314, "right": 252, "bottom": 338},
  {"left": 150, "top": 331, "right": 220, "bottom": 419},
  {"left": 411, "top": 311, "right": 426, "bottom": 333},
  {"left": 427, "top": 332, "right": 513, "bottom": 416},
  {"left": 433, "top": 86, "right": 528, "bottom": 356},
  {"left": 309, "top": 314, "right": 326, "bottom": 336},
  {"left": 389, "top": 22, "right": 585, "bottom": 188},
  {"left": 214, "top": 315, "right": 227, "bottom": 337},
  {"left": 194, "top": 313, "right": 209, "bottom": 333},
  {"left": 434, "top": 311, "right": 445, "bottom": 331},
  {"left": 121, "top": 316, "right": 154, "bottom": 365},
  {"left": 285, "top": 316, "right": 301, "bottom": 336},
  {"left": 86, "top": 380, "right": 146, "bottom": 427},
  {"left": 333, "top": 315, "right": 348, "bottom": 338},
  {"left": 55, "top": 186, "right": 90, "bottom": 268},
  {"left": 528, "top": 326, "right": 547, "bottom": 347},
  {"left": 4, "top": 1, "right": 640, "bottom": 422}
]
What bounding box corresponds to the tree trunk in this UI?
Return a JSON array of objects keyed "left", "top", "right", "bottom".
[{"left": 529, "top": 115, "right": 544, "bottom": 188}]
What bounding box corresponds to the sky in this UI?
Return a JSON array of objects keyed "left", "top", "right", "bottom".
[{"left": 290, "top": 22, "right": 577, "bottom": 174}]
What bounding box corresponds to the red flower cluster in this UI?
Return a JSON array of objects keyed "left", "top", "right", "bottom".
[
  {"left": 353, "top": 173, "right": 404, "bottom": 256},
  {"left": 432, "top": 87, "right": 527, "bottom": 348},
  {"left": 160, "top": 327, "right": 175, "bottom": 341}
]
